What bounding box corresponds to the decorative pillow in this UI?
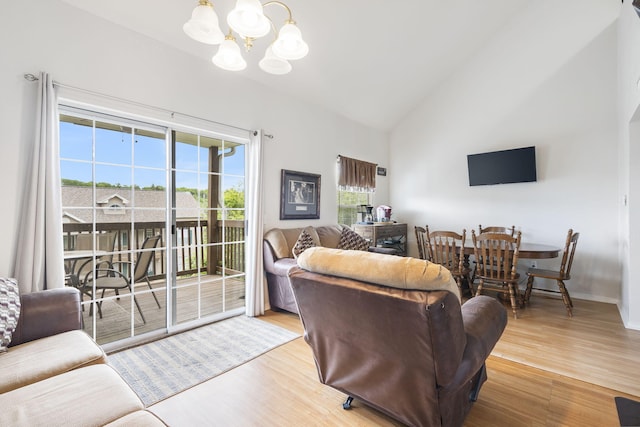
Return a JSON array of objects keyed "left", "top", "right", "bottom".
[
  {"left": 292, "top": 229, "right": 317, "bottom": 259},
  {"left": 0, "top": 278, "right": 20, "bottom": 353},
  {"left": 337, "top": 227, "right": 370, "bottom": 251}
]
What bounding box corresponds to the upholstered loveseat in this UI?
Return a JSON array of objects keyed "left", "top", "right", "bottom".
[
  {"left": 264, "top": 224, "right": 361, "bottom": 313},
  {"left": 0, "top": 286, "right": 165, "bottom": 426},
  {"left": 289, "top": 247, "right": 508, "bottom": 427}
]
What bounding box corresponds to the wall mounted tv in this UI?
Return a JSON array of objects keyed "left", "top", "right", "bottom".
[{"left": 467, "top": 146, "right": 537, "bottom": 186}]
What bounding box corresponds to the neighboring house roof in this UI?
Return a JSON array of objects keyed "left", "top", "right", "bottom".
[
  {"left": 62, "top": 186, "right": 201, "bottom": 223},
  {"left": 96, "top": 193, "right": 129, "bottom": 205}
]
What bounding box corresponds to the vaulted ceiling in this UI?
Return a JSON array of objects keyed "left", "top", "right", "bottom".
[{"left": 61, "top": 0, "right": 533, "bottom": 131}]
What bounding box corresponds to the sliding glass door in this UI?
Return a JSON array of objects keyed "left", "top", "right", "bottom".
[{"left": 59, "top": 106, "right": 247, "bottom": 347}]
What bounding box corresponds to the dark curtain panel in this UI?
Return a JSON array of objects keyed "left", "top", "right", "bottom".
[{"left": 337, "top": 155, "right": 377, "bottom": 192}]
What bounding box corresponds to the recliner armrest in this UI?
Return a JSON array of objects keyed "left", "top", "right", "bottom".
[
  {"left": 451, "top": 295, "right": 507, "bottom": 385},
  {"left": 9, "top": 287, "right": 83, "bottom": 347}
]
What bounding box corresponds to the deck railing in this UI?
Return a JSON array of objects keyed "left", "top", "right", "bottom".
[{"left": 63, "top": 220, "right": 245, "bottom": 279}]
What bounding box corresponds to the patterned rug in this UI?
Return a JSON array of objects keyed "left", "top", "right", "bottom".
[{"left": 108, "top": 315, "right": 300, "bottom": 406}]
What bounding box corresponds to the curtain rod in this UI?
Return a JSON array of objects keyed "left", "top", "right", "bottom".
[{"left": 23, "top": 73, "right": 273, "bottom": 139}]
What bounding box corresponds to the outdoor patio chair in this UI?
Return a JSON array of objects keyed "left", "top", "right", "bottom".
[
  {"left": 65, "top": 231, "right": 117, "bottom": 289},
  {"left": 81, "top": 234, "right": 162, "bottom": 323}
]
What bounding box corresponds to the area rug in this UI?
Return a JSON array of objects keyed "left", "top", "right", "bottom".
[{"left": 108, "top": 315, "right": 300, "bottom": 406}]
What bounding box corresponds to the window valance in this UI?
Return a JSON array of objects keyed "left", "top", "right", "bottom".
[{"left": 337, "top": 155, "right": 377, "bottom": 192}]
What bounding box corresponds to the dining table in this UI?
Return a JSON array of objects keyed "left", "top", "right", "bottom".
[{"left": 461, "top": 241, "right": 560, "bottom": 260}]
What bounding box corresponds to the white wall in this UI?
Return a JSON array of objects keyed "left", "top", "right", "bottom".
[
  {"left": 617, "top": 1, "right": 640, "bottom": 329},
  {"left": 390, "top": 1, "right": 620, "bottom": 304},
  {"left": 0, "top": 0, "right": 389, "bottom": 278}
]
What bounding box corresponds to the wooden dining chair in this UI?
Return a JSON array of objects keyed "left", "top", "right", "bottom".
[
  {"left": 478, "top": 224, "right": 516, "bottom": 236},
  {"left": 472, "top": 230, "right": 522, "bottom": 318},
  {"left": 426, "top": 226, "right": 473, "bottom": 296},
  {"left": 524, "top": 229, "right": 579, "bottom": 317},
  {"left": 414, "top": 226, "right": 429, "bottom": 260}
]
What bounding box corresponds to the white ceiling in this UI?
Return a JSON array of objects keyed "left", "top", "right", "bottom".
[{"left": 59, "top": 0, "right": 530, "bottom": 131}]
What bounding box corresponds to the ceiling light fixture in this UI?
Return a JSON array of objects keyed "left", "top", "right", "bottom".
[{"left": 184, "top": 0, "right": 308, "bottom": 74}]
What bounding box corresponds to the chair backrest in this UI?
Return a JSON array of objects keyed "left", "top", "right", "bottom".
[
  {"left": 472, "top": 230, "right": 522, "bottom": 281},
  {"left": 74, "top": 231, "right": 117, "bottom": 278},
  {"left": 559, "top": 229, "right": 579, "bottom": 277},
  {"left": 414, "top": 226, "right": 428, "bottom": 260},
  {"left": 289, "top": 266, "right": 466, "bottom": 427},
  {"left": 478, "top": 224, "right": 516, "bottom": 237},
  {"left": 75, "top": 231, "right": 116, "bottom": 252},
  {"left": 426, "top": 226, "right": 465, "bottom": 272},
  {"left": 133, "top": 235, "right": 162, "bottom": 282}
]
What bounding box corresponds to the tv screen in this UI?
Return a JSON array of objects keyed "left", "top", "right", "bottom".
[{"left": 467, "top": 146, "right": 537, "bottom": 186}]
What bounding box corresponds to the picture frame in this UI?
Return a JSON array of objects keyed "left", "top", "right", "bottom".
[
  {"left": 377, "top": 166, "right": 387, "bottom": 176},
  {"left": 280, "top": 169, "right": 321, "bottom": 220}
]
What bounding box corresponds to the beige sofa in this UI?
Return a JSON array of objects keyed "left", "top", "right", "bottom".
[
  {"left": 263, "top": 225, "right": 344, "bottom": 313},
  {"left": 0, "top": 287, "right": 165, "bottom": 426}
]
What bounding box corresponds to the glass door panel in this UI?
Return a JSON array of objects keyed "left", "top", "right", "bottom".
[
  {"left": 60, "top": 110, "right": 168, "bottom": 346},
  {"left": 172, "top": 131, "right": 246, "bottom": 328}
]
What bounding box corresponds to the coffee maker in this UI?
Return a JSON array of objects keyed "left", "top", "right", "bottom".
[{"left": 357, "top": 205, "right": 374, "bottom": 224}]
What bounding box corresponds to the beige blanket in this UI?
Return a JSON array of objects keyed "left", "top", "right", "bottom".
[{"left": 296, "top": 247, "right": 461, "bottom": 302}]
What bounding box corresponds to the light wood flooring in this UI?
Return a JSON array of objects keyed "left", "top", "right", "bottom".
[{"left": 149, "top": 294, "right": 640, "bottom": 427}]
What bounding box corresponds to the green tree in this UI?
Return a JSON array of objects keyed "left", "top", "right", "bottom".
[{"left": 223, "top": 184, "right": 245, "bottom": 220}]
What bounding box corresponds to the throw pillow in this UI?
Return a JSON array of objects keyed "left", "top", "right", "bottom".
[
  {"left": 292, "top": 229, "right": 317, "bottom": 259},
  {"left": 337, "top": 227, "right": 370, "bottom": 251},
  {"left": 0, "top": 278, "right": 20, "bottom": 353}
]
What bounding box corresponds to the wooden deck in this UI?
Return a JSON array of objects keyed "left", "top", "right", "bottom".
[{"left": 81, "top": 274, "right": 245, "bottom": 346}]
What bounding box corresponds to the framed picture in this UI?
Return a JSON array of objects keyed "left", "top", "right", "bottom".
[{"left": 280, "top": 169, "right": 321, "bottom": 220}]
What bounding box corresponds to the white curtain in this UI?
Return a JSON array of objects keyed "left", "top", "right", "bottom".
[
  {"left": 244, "top": 130, "right": 265, "bottom": 316},
  {"left": 13, "top": 72, "right": 65, "bottom": 293}
]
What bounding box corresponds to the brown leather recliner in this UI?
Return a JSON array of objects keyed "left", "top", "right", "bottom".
[{"left": 289, "top": 247, "right": 507, "bottom": 427}]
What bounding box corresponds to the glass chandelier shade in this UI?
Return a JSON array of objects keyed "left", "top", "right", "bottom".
[
  {"left": 212, "top": 35, "right": 248, "bottom": 71},
  {"left": 259, "top": 45, "right": 292, "bottom": 75},
  {"left": 227, "top": 0, "right": 270, "bottom": 38},
  {"left": 272, "top": 22, "right": 308, "bottom": 60},
  {"left": 184, "top": 0, "right": 308, "bottom": 73},
  {"left": 183, "top": 1, "right": 225, "bottom": 45}
]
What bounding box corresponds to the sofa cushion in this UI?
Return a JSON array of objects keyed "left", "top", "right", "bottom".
[
  {"left": 296, "top": 247, "right": 461, "bottom": 302},
  {"left": 0, "top": 364, "right": 144, "bottom": 426},
  {"left": 337, "top": 227, "right": 370, "bottom": 251},
  {"left": 0, "top": 277, "right": 20, "bottom": 352},
  {"left": 264, "top": 227, "right": 322, "bottom": 260},
  {"left": 0, "top": 329, "right": 107, "bottom": 393},
  {"left": 292, "top": 228, "right": 318, "bottom": 258},
  {"left": 104, "top": 410, "right": 167, "bottom": 426},
  {"left": 315, "top": 225, "right": 344, "bottom": 248}
]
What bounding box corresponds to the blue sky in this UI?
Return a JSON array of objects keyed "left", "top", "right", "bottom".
[{"left": 59, "top": 121, "right": 245, "bottom": 191}]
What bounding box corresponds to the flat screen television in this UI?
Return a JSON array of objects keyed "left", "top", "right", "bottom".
[{"left": 467, "top": 146, "right": 537, "bottom": 186}]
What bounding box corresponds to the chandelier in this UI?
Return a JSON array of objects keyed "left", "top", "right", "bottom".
[{"left": 183, "top": 0, "right": 309, "bottom": 75}]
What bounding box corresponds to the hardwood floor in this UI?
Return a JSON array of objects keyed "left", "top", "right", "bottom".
[{"left": 149, "top": 295, "right": 640, "bottom": 426}]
